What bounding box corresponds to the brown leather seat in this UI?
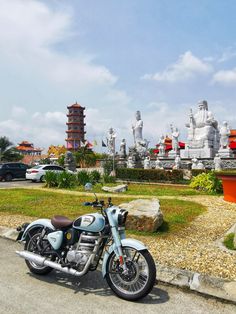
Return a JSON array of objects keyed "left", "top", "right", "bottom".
[{"left": 51, "top": 215, "right": 73, "bottom": 229}]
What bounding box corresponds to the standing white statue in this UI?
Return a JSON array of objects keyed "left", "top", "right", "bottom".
[
  {"left": 144, "top": 156, "right": 151, "bottom": 169},
  {"left": 219, "top": 121, "right": 230, "bottom": 149},
  {"left": 158, "top": 135, "right": 166, "bottom": 157},
  {"left": 155, "top": 157, "right": 164, "bottom": 169},
  {"left": 127, "top": 156, "right": 135, "bottom": 168},
  {"left": 214, "top": 154, "right": 223, "bottom": 171},
  {"left": 106, "top": 127, "right": 116, "bottom": 156},
  {"left": 191, "top": 156, "right": 198, "bottom": 170},
  {"left": 119, "top": 139, "right": 126, "bottom": 158},
  {"left": 170, "top": 124, "right": 180, "bottom": 153},
  {"left": 132, "top": 111, "right": 149, "bottom": 156},
  {"left": 173, "top": 155, "right": 181, "bottom": 169}
]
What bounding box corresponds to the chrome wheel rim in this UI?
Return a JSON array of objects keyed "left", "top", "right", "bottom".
[{"left": 108, "top": 247, "right": 149, "bottom": 295}]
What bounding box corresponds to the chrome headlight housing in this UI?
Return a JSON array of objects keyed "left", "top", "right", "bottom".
[{"left": 117, "top": 209, "right": 128, "bottom": 226}]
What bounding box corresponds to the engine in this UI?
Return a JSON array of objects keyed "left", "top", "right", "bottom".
[{"left": 66, "top": 231, "right": 100, "bottom": 266}]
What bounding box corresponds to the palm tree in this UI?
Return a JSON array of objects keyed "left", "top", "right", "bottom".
[{"left": 0, "top": 136, "right": 23, "bottom": 162}]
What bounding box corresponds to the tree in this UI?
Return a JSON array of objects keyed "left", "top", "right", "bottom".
[
  {"left": 75, "top": 147, "right": 97, "bottom": 168},
  {"left": 0, "top": 136, "right": 23, "bottom": 162}
]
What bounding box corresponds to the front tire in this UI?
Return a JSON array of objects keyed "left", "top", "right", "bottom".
[
  {"left": 24, "top": 232, "right": 53, "bottom": 275},
  {"left": 106, "top": 247, "right": 156, "bottom": 301}
]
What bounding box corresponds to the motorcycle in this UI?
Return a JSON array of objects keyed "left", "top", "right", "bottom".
[{"left": 16, "top": 189, "right": 156, "bottom": 301}]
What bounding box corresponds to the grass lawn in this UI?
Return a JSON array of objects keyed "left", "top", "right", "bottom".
[
  {"left": 0, "top": 188, "right": 206, "bottom": 236},
  {"left": 76, "top": 182, "right": 207, "bottom": 197}
]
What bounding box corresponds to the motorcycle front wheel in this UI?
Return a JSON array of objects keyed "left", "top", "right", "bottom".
[{"left": 105, "top": 247, "right": 156, "bottom": 301}]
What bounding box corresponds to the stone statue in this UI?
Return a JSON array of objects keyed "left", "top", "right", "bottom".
[
  {"left": 181, "top": 100, "right": 220, "bottom": 158},
  {"left": 197, "top": 161, "right": 205, "bottom": 170},
  {"left": 191, "top": 156, "right": 198, "bottom": 170},
  {"left": 127, "top": 155, "right": 135, "bottom": 168},
  {"left": 106, "top": 127, "right": 116, "bottom": 156},
  {"left": 170, "top": 124, "right": 180, "bottom": 153},
  {"left": 173, "top": 155, "right": 181, "bottom": 169},
  {"left": 155, "top": 157, "right": 164, "bottom": 169},
  {"left": 119, "top": 139, "right": 127, "bottom": 158},
  {"left": 64, "top": 151, "right": 76, "bottom": 172},
  {"left": 132, "top": 110, "right": 149, "bottom": 156},
  {"left": 144, "top": 156, "right": 151, "bottom": 169},
  {"left": 158, "top": 135, "right": 166, "bottom": 157},
  {"left": 214, "top": 154, "right": 223, "bottom": 171},
  {"left": 219, "top": 121, "right": 230, "bottom": 149}
]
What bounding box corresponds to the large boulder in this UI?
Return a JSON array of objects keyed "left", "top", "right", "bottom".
[
  {"left": 119, "top": 198, "right": 163, "bottom": 232},
  {"left": 102, "top": 184, "right": 128, "bottom": 193}
]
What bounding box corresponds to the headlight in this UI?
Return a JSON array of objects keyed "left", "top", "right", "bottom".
[{"left": 118, "top": 209, "right": 128, "bottom": 226}]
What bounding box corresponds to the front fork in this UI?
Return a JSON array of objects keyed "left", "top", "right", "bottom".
[{"left": 110, "top": 226, "right": 128, "bottom": 272}]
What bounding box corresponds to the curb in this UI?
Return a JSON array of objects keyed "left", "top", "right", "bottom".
[{"left": 1, "top": 226, "right": 236, "bottom": 304}]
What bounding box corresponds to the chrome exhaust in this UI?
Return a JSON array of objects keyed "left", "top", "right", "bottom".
[{"left": 16, "top": 250, "right": 93, "bottom": 277}]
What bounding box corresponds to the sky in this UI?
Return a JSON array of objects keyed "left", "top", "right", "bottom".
[{"left": 0, "top": 0, "right": 236, "bottom": 152}]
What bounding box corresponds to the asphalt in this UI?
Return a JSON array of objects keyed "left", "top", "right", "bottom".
[{"left": 1, "top": 237, "right": 236, "bottom": 314}]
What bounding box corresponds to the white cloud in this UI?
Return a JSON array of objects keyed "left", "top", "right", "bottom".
[
  {"left": 212, "top": 69, "right": 236, "bottom": 86},
  {"left": 141, "top": 51, "right": 213, "bottom": 82}
]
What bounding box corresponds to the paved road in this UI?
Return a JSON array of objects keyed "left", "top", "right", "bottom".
[
  {"left": 0, "top": 238, "right": 235, "bottom": 314},
  {"left": 0, "top": 179, "right": 43, "bottom": 189}
]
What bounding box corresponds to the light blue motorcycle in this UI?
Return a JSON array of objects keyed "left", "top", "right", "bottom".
[{"left": 16, "top": 193, "right": 156, "bottom": 301}]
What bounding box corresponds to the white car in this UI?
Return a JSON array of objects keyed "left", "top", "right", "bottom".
[{"left": 26, "top": 164, "right": 65, "bottom": 182}]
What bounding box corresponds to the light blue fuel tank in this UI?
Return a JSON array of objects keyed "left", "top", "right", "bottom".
[{"left": 73, "top": 212, "right": 105, "bottom": 232}]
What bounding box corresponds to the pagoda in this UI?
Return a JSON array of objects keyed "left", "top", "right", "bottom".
[{"left": 65, "top": 102, "right": 86, "bottom": 150}]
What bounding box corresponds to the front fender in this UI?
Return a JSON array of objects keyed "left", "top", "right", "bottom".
[
  {"left": 102, "top": 238, "right": 147, "bottom": 277},
  {"left": 20, "top": 219, "right": 55, "bottom": 241}
]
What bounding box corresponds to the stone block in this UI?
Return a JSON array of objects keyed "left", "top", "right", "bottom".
[{"left": 119, "top": 198, "right": 163, "bottom": 232}]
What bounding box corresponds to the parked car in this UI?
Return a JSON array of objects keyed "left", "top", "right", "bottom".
[
  {"left": 26, "top": 164, "right": 65, "bottom": 182},
  {"left": 0, "top": 162, "right": 29, "bottom": 181}
]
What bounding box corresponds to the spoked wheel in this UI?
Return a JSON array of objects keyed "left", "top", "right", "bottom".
[
  {"left": 24, "top": 232, "right": 53, "bottom": 275},
  {"left": 106, "top": 247, "right": 156, "bottom": 301}
]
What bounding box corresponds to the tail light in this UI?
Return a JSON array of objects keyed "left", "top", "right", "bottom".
[{"left": 31, "top": 170, "right": 39, "bottom": 173}]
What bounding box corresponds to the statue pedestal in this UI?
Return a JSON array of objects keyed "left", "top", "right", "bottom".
[
  {"left": 218, "top": 148, "right": 233, "bottom": 158},
  {"left": 180, "top": 147, "right": 216, "bottom": 159}
]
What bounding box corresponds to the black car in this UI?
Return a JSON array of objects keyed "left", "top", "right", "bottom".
[{"left": 0, "top": 162, "right": 29, "bottom": 181}]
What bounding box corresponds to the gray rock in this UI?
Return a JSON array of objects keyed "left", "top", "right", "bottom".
[
  {"left": 102, "top": 184, "right": 128, "bottom": 193},
  {"left": 118, "top": 198, "right": 163, "bottom": 232}
]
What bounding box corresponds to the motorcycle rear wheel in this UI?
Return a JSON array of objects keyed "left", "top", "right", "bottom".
[
  {"left": 24, "top": 232, "right": 53, "bottom": 275},
  {"left": 106, "top": 247, "right": 156, "bottom": 301}
]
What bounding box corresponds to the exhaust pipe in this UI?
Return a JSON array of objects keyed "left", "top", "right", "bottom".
[{"left": 16, "top": 250, "right": 93, "bottom": 277}]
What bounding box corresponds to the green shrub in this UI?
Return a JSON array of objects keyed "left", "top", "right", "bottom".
[
  {"left": 102, "top": 158, "right": 117, "bottom": 176},
  {"left": 116, "top": 168, "right": 183, "bottom": 183},
  {"left": 223, "top": 233, "right": 236, "bottom": 250},
  {"left": 44, "top": 171, "right": 59, "bottom": 188},
  {"left": 77, "top": 170, "right": 91, "bottom": 186},
  {"left": 57, "top": 171, "right": 77, "bottom": 189},
  {"left": 190, "top": 171, "right": 222, "bottom": 194},
  {"left": 102, "top": 174, "right": 116, "bottom": 183},
  {"left": 89, "top": 170, "right": 101, "bottom": 184}
]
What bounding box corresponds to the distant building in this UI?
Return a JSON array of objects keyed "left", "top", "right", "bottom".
[
  {"left": 229, "top": 129, "right": 236, "bottom": 155},
  {"left": 65, "top": 102, "right": 86, "bottom": 150},
  {"left": 16, "top": 141, "right": 44, "bottom": 164},
  {"left": 16, "top": 141, "right": 42, "bottom": 156}
]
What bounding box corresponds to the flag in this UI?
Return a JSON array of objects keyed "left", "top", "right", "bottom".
[
  {"left": 102, "top": 140, "right": 107, "bottom": 147},
  {"left": 67, "top": 142, "right": 73, "bottom": 149},
  {"left": 93, "top": 140, "right": 98, "bottom": 146}
]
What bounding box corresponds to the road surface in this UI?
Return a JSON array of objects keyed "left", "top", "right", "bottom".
[{"left": 0, "top": 238, "right": 235, "bottom": 314}]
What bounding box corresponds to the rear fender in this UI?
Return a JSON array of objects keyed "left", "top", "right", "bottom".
[
  {"left": 102, "top": 238, "right": 146, "bottom": 277},
  {"left": 20, "top": 219, "right": 55, "bottom": 241}
]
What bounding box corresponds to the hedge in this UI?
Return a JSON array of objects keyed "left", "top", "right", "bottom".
[{"left": 116, "top": 168, "right": 184, "bottom": 183}]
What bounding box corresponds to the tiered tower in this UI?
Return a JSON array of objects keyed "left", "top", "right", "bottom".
[{"left": 65, "top": 102, "right": 86, "bottom": 150}]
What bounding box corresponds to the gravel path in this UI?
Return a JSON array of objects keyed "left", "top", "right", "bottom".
[{"left": 1, "top": 193, "right": 236, "bottom": 280}]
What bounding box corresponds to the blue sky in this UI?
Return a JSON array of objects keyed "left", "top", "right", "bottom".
[{"left": 0, "top": 0, "right": 236, "bottom": 151}]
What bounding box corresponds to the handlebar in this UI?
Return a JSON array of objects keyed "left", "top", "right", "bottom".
[{"left": 82, "top": 197, "right": 113, "bottom": 208}]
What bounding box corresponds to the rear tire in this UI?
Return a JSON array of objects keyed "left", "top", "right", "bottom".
[
  {"left": 40, "top": 175, "right": 45, "bottom": 182},
  {"left": 5, "top": 173, "right": 13, "bottom": 181},
  {"left": 106, "top": 247, "right": 156, "bottom": 301},
  {"left": 24, "top": 232, "right": 53, "bottom": 275}
]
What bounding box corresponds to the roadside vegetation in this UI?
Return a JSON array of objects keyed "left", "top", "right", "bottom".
[
  {"left": 223, "top": 233, "right": 236, "bottom": 250},
  {"left": 0, "top": 189, "right": 206, "bottom": 236}
]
